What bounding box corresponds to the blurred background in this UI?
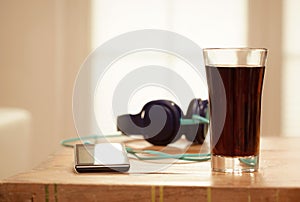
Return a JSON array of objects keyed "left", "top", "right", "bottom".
[{"left": 0, "top": 0, "right": 299, "bottom": 178}]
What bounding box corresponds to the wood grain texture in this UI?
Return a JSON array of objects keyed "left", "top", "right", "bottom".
[{"left": 1, "top": 137, "right": 300, "bottom": 201}]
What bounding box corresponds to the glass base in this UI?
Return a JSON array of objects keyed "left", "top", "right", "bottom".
[{"left": 211, "top": 154, "right": 258, "bottom": 173}]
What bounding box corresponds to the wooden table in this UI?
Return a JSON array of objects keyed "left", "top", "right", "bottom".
[{"left": 1, "top": 137, "right": 300, "bottom": 201}]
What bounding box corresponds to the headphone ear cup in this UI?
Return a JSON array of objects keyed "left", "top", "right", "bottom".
[
  {"left": 143, "top": 100, "right": 183, "bottom": 146},
  {"left": 181, "top": 99, "right": 209, "bottom": 144}
]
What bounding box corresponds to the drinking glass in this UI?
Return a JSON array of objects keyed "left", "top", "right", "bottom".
[{"left": 203, "top": 48, "right": 267, "bottom": 172}]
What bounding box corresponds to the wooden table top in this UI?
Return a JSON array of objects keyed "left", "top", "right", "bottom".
[{"left": 1, "top": 136, "right": 300, "bottom": 201}]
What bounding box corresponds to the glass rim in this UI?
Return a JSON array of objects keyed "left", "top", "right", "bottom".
[{"left": 203, "top": 47, "right": 268, "bottom": 52}]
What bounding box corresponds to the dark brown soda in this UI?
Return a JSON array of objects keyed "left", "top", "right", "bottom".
[{"left": 206, "top": 66, "right": 265, "bottom": 157}]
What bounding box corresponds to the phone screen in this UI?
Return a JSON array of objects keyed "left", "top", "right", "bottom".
[{"left": 75, "top": 143, "right": 130, "bottom": 172}]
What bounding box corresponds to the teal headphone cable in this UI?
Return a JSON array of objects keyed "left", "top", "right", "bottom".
[
  {"left": 60, "top": 114, "right": 211, "bottom": 162},
  {"left": 180, "top": 114, "right": 210, "bottom": 125},
  {"left": 60, "top": 139, "right": 211, "bottom": 162},
  {"left": 125, "top": 147, "right": 211, "bottom": 161},
  {"left": 60, "top": 134, "right": 122, "bottom": 148},
  {"left": 60, "top": 135, "right": 211, "bottom": 162}
]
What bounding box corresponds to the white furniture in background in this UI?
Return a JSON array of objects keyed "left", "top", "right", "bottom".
[{"left": 0, "top": 108, "right": 32, "bottom": 179}]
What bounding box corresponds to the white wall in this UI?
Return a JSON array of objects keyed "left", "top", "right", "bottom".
[
  {"left": 282, "top": 0, "right": 300, "bottom": 136},
  {"left": 0, "top": 0, "right": 91, "bottom": 168},
  {"left": 91, "top": 0, "right": 248, "bottom": 134}
]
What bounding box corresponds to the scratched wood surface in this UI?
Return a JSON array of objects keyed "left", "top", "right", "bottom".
[{"left": 1, "top": 137, "right": 300, "bottom": 201}]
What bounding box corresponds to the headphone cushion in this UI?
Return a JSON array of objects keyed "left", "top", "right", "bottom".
[{"left": 142, "top": 100, "right": 183, "bottom": 146}]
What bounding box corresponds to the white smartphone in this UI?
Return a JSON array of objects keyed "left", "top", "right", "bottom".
[{"left": 74, "top": 143, "right": 130, "bottom": 172}]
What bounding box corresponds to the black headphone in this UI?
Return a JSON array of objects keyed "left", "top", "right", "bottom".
[{"left": 117, "top": 99, "right": 209, "bottom": 146}]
